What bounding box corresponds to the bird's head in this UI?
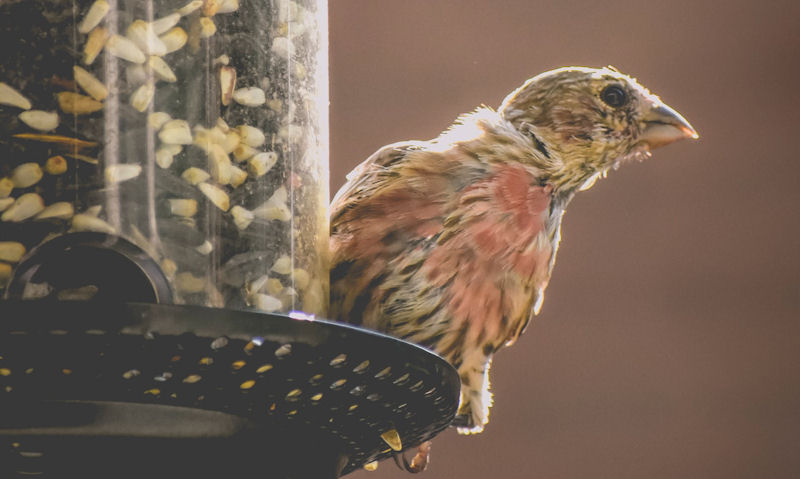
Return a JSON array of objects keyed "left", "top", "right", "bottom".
[{"left": 499, "top": 66, "right": 698, "bottom": 192}]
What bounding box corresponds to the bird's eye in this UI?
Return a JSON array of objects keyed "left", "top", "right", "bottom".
[{"left": 600, "top": 85, "right": 629, "bottom": 108}]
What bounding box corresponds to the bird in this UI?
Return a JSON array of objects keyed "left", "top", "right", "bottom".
[{"left": 329, "top": 66, "right": 697, "bottom": 469}]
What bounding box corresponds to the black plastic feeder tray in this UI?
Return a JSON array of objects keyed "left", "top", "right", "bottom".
[{"left": 0, "top": 301, "right": 460, "bottom": 478}]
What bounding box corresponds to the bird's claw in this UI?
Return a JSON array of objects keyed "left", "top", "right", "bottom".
[{"left": 392, "top": 441, "right": 431, "bottom": 473}]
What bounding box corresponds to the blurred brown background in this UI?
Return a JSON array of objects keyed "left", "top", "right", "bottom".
[{"left": 329, "top": 1, "right": 800, "bottom": 478}]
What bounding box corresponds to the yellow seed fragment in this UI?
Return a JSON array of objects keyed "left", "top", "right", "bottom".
[
  {"left": 160, "top": 27, "right": 188, "bottom": 54},
  {"left": 2, "top": 193, "right": 45, "bottom": 222},
  {"left": 310, "top": 393, "right": 323, "bottom": 401},
  {"left": 219, "top": 65, "right": 236, "bottom": 106},
  {"left": 183, "top": 374, "right": 202, "bottom": 384},
  {"left": 144, "top": 388, "right": 160, "bottom": 395},
  {"left": 228, "top": 165, "right": 248, "bottom": 188},
  {"left": 35, "top": 202, "right": 74, "bottom": 220},
  {"left": 44, "top": 156, "right": 68, "bottom": 175},
  {"left": 0, "top": 242, "right": 25, "bottom": 263},
  {"left": 292, "top": 268, "right": 310, "bottom": 290},
  {"left": 380, "top": 429, "right": 403, "bottom": 452},
  {"left": 78, "top": 0, "right": 110, "bottom": 34},
  {"left": 286, "top": 388, "right": 302, "bottom": 398},
  {"left": 240, "top": 380, "right": 256, "bottom": 390},
  {"left": 0, "top": 82, "right": 32, "bottom": 110},
  {"left": 256, "top": 364, "right": 273, "bottom": 374},
  {"left": 73, "top": 66, "right": 108, "bottom": 101},
  {"left": 203, "top": 0, "right": 220, "bottom": 16},
  {"left": 0, "top": 198, "right": 13, "bottom": 211},
  {"left": 208, "top": 144, "right": 232, "bottom": 185},
  {"left": 231, "top": 205, "right": 254, "bottom": 230},
  {"left": 130, "top": 82, "right": 155, "bottom": 112},
  {"left": 0, "top": 263, "right": 11, "bottom": 288},
  {"left": 182, "top": 167, "right": 210, "bottom": 185},
  {"left": 199, "top": 357, "right": 214, "bottom": 365},
  {"left": 236, "top": 125, "right": 266, "bottom": 147},
  {"left": 271, "top": 255, "right": 292, "bottom": 275},
  {"left": 156, "top": 145, "right": 181, "bottom": 169},
  {"left": 148, "top": 112, "right": 172, "bottom": 130},
  {"left": 247, "top": 151, "right": 277, "bottom": 178},
  {"left": 148, "top": 56, "right": 177, "bottom": 82},
  {"left": 233, "top": 143, "right": 257, "bottom": 162},
  {"left": 19, "top": 110, "right": 59, "bottom": 132},
  {"left": 169, "top": 198, "right": 198, "bottom": 218},
  {"left": 58, "top": 92, "right": 103, "bottom": 114},
  {"left": 107, "top": 34, "right": 146, "bottom": 63},
  {"left": 363, "top": 461, "right": 378, "bottom": 471},
  {"left": 0, "top": 368, "right": 11, "bottom": 376},
  {"left": 0, "top": 178, "right": 14, "bottom": 198},
  {"left": 266, "top": 278, "right": 283, "bottom": 296},
  {"left": 199, "top": 17, "right": 217, "bottom": 37},
  {"left": 83, "top": 26, "right": 109, "bottom": 65},
  {"left": 11, "top": 163, "right": 43, "bottom": 188},
  {"left": 176, "top": 272, "right": 206, "bottom": 293},
  {"left": 198, "top": 182, "right": 230, "bottom": 211}
]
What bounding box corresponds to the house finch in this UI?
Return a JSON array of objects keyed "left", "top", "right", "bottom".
[{"left": 330, "top": 66, "right": 697, "bottom": 453}]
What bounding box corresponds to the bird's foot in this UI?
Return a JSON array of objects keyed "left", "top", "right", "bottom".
[{"left": 393, "top": 441, "right": 432, "bottom": 473}]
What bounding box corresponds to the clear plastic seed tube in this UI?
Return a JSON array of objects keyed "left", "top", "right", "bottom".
[{"left": 0, "top": 0, "right": 329, "bottom": 315}]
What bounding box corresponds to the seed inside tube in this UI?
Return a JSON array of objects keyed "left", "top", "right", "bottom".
[
  {"left": 0, "top": 198, "right": 13, "bottom": 211},
  {"left": 105, "top": 164, "right": 142, "bottom": 184},
  {"left": 78, "top": 0, "right": 110, "bottom": 34},
  {"left": 126, "top": 20, "right": 168, "bottom": 56},
  {"left": 237, "top": 125, "right": 266, "bottom": 147},
  {"left": 106, "top": 34, "right": 146, "bottom": 64},
  {"left": 231, "top": 205, "right": 254, "bottom": 230},
  {"left": 19, "top": 110, "right": 59, "bottom": 132},
  {"left": 73, "top": 66, "right": 108, "bottom": 101},
  {"left": 199, "top": 17, "right": 217, "bottom": 37},
  {"left": 182, "top": 167, "right": 210, "bottom": 185},
  {"left": 83, "top": 26, "right": 109, "bottom": 65},
  {"left": 130, "top": 82, "right": 156, "bottom": 112},
  {"left": 232, "top": 87, "right": 266, "bottom": 107},
  {"left": 11, "top": 163, "right": 43, "bottom": 188},
  {"left": 233, "top": 143, "right": 257, "bottom": 162},
  {"left": 177, "top": 0, "right": 203, "bottom": 15},
  {"left": 159, "top": 119, "right": 193, "bottom": 144},
  {"left": 148, "top": 56, "right": 177, "bottom": 83},
  {"left": 2, "top": 193, "right": 45, "bottom": 222},
  {"left": 156, "top": 145, "right": 181, "bottom": 169},
  {"left": 0, "top": 82, "right": 32, "bottom": 110},
  {"left": 150, "top": 13, "right": 181, "bottom": 35},
  {"left": 228, "top": 165, "right": 247, "bottom": 187},
  {"left": 218, "top": 0, "right": 240, "bottom": 13},
  {"left": 198, "top": 182, "right": 230, "bottom": 211},
  {"left": 252, "top": 293, "right": 282, "bottom": 312},
  {"left": 271, "top": 255, "right": 292, "bottom": 275},
  {"left": 58, "top": 92, "right": 104, "bottom": 115},
  {"left": 160, "top": 27, "right": 188, "bottom": 54},
  {"left": 219, "top": 65, "right": 237, "bottom": 106},
  {"left": 247, "top": 151, "right": 278, "bottom": 178},
  {"left": 208, "top": 144, "right": 232, "bottom": 185},
  {"left": 176, "top": 271, "right": 206, "bottom": 293},
  {"left": 71, "top": 213, "right": 115, "bottom": 234}
]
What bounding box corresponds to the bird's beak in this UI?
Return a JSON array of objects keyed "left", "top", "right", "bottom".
[{"left": 639, "top": 101, "right": 699, "bottom": 149}]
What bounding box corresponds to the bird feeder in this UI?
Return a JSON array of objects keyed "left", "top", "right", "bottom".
[{"left": 0, "top": 1, "right": 459, "bottom": 477}]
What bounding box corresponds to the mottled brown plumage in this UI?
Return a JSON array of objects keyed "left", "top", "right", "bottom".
[{"left": 330, "top": 67, "right": 697, "bottom": 445}]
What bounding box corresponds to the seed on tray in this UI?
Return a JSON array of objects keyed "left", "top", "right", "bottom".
[
  {"left": 0, "top": 242, "right": 25, "bottom": 263},
  {"left": 148, "top": 56, "right": 177, "bottom": 83},
  {"left": 150, "top": 13, "right": 181, "bottom": 35},
  {"left": 130, "top": 82, "right": 156, "bottom": 112},
  {"left": 231, "top": 205, "right": 254, "bottom": 230},
  {"left": 232, "top": 87, "right": 266, "bottom": 107},
  {"left": 169, "top": 199, "right": 198, "bottom": 217},
  {"left": 126, "top": 20, "right": 168, "bottom": 56},
  {"left": 105, "top": 164, "right": 142, "bottom": 184},
  {"left": 159, "top": 119, "right": 193, "bottom": 144},
  {"left": 71, "top": 213, "right": 115, "bottom": 234},
  {"left": 219, "top": 65, "right": 236, "bottom": 106},
  {"left": 237, "top": 125, "right": 266, "bottom": 147},
  {"left": 176, "top": 0, "right": 203, "bottom": 16},
  {"left": 182, "top": 167, "right": 210, "bottom": 185}
]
